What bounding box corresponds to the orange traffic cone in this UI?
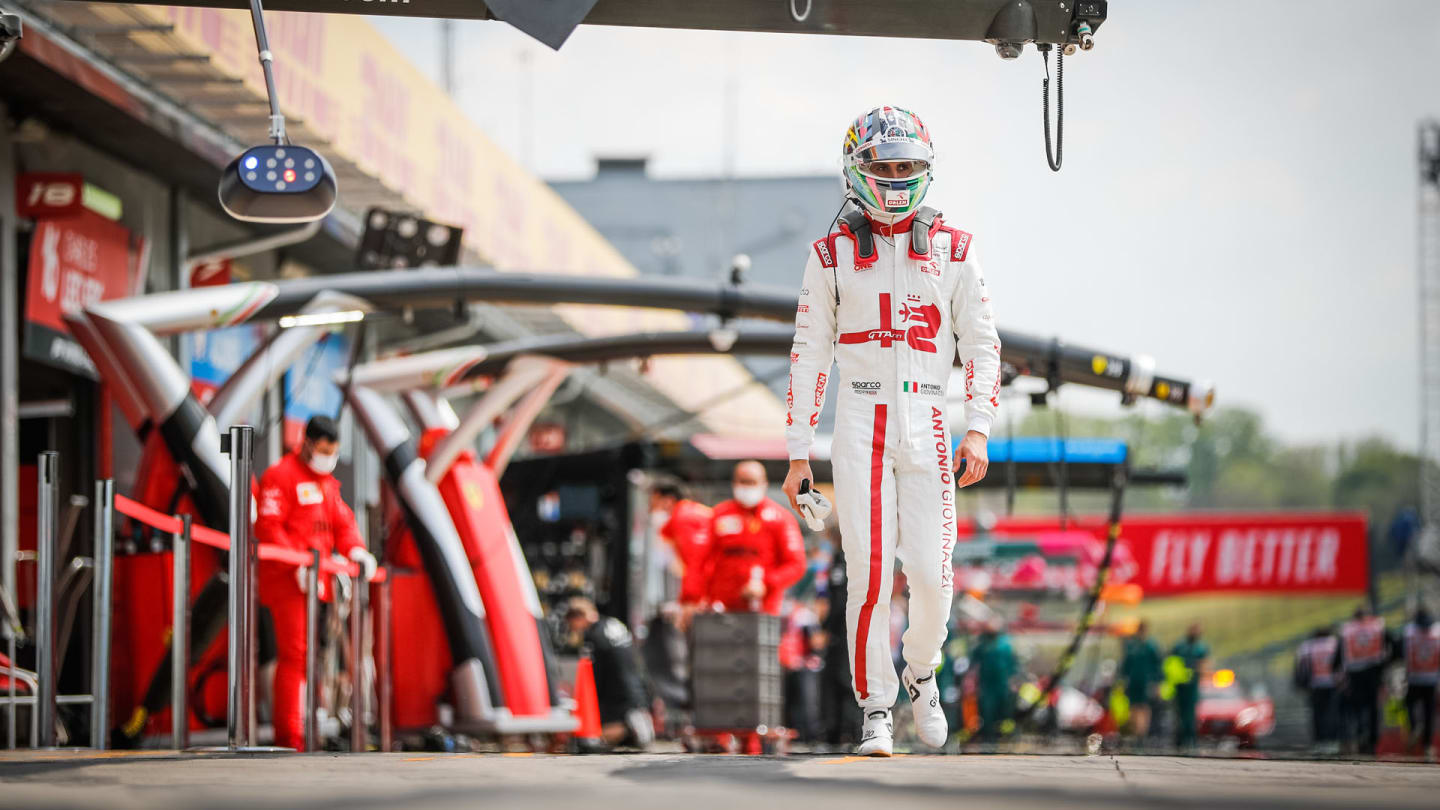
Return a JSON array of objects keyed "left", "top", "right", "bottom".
[
  {"left": 573, "top": 655, "right": 603, "bottom": 747},
  {"left": 744, "top": 731, "right": 762, "bottom": 756}
]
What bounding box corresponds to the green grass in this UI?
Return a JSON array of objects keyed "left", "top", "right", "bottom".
[{"left": 1103, "top": 572, "right": 1408, "bottom": 663}]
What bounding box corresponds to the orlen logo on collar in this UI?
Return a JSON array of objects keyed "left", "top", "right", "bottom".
[{"left": 884, "top": 189, "right": 910, "bottom": 208}]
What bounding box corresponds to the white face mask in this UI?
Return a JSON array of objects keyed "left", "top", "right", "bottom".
[
  {"left": 733, "top": 485, "right": 766, "bottom": 508},
  {"left": 650, "top": 509, "right": 671, "bottom": 527},
  {"left": 306, "top": 450, "right": 339, "bottom": 475}
]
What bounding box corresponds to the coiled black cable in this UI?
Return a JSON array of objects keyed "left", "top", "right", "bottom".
[{"left": 1042, "top": 47, "right": 1064, "bottom": 172}]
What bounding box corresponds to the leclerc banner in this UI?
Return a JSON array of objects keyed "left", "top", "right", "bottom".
[
  {"left": 23, "top": 209, "right": 148, "bottom": 377},
  {"left": 982, "top": 512, "right": 1369, "bottom": 595}
]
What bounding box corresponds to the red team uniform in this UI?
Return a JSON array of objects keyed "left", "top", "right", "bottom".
[
  {"left": 255, "top": 451, "right": 365, "bottom": 750},
  {"left": 701, "top": 498, "right": 806, "bottom": 615},
  {"left": 660, "top": 499, "right": 713, "bottom": 605}
]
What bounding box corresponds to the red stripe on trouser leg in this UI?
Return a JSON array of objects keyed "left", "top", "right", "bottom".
[{"left": 853, "top": 403, "right": 887, "bottom": 701}]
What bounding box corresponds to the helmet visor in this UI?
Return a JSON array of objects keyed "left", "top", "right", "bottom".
[{"left": 854, "top": 158, "right": 930, "bottom": 182}]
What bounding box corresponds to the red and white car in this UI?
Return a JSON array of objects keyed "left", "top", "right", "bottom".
[{"left": 1197, "top": 669, "right": 1275, "bottom": 747}]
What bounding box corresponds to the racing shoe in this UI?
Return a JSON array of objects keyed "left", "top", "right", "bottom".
[
  {"left": 857, "top": 708, "right": 894, "bottom": 757},
  {"left": 903, "top": 665, "right": 948, "bottom": 749}
]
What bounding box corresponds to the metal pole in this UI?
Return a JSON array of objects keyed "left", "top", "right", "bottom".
[
  {"left": 349, "top": 569, "right": 365, "bottom": 752},
  {"left": 224, "top": 425, "right": 255, "bottom": 750},
  {"left": 1417, "top": 121, "right": 1440, "bottom": 612},
  {"left": 440, "top": 19, "right": 455, "bottom": 96},
  {"left": 1, "top": 102, "right": 21, "bottom": 683},
  {"left": 186, "top": 220, "right": 319, "bottom": 275},
  {"left": 90, "top": 479, "right": 114, "bottom": 749},
  {"left": 376, "top": 576, "right": 391, "bottom": 753},
  {"left": 303, "top": 549, "right": 319, "bottom": 752},
  {"left": 172, "top": 514, "right": 191, "bottom": 750},
  {"left": 246, "top": 511, "right": 258, "bottom": 745},
  {"left": 35, "top": 452, "right": 58, "bottom": 748},
  {"left": 170, "top": 186, "right": 190, "bottom": 371}
]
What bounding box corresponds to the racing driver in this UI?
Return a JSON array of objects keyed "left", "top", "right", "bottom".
[{"left": 782, "top": 106, "right": 1001, "bottom": 756}]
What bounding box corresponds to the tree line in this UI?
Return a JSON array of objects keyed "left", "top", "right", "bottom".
[{"left": 995, "top": 406, "right": 1425, "bottom": 568}]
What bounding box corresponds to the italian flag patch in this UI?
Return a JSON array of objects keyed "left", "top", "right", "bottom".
[{"left": 903, "top": 381, "right": 920, "bottom": 392}]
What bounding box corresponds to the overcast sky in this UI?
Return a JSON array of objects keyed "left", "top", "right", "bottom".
[{"left": 376, "top": 1, "right": 1439, "bottom": 451}]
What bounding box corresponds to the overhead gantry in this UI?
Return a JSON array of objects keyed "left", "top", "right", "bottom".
[{"left": 75, "top": 265, "right": 1208, "bottom": 738}]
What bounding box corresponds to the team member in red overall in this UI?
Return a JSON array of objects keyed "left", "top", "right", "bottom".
[
  {"left": 255, "top": 415, "right": 377, "bottom": 750},
  {"left": 701, "top": 461, "right": 806, "bottom": 615},
  {"left": 651, "top": 482, "right": 713, "bottom": 607}
]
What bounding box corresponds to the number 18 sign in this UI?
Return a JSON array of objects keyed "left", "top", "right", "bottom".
[{"left": 16, "top": 173, "right": 85, "bottom": 219}]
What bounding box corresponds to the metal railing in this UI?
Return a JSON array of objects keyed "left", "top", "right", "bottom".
[
  {"left": 172, "top": 514, "right": 191, "bottom": 751},
  {"left": 35, "top": 452, "right": 57, "bottom": 747},
  {"left": 222, "top": 425, "right": 258, "bottom": 750},
  {"left": 1, "top": 453, "right": 113, "bottom": 749},
  {"left": 4, "top": 434, "right": 391, "bottom": 752},
  {"left": 91, "top": 479, "right": 114, "bottom": 748}
]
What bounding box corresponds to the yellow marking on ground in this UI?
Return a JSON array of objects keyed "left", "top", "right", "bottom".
[
  {"left": 501, "top": 752, "right": 534, "bottom": 758},
  {"left": 0, "top": 749, "right": 184, "bottom": 762},
  {"left": 403, "top": 756, "right": 436, "bottom": 762}
]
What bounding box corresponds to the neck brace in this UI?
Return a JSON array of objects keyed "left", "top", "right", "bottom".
[{"left": 837, "top": 205, "right": 945, "bottom": 268}]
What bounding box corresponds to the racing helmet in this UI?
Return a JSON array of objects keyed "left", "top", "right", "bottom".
[{"left": 842, "top": 106, "right": 935, "bottom": 220}]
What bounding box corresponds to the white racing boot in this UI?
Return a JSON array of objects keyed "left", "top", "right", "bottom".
[
  {"left": 903, "top": 666, "right": 948, "bottom": 749},
  {"left": 857, "top": 708, "right": 893, "bottom": 757}
]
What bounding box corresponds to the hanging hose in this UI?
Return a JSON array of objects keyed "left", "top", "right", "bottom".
[
  {"left": 247, "top": 0, "right": 288, "bottom": 144},
  {"left": 1053, "top": 402, "right": 1070, "bottom": 529},
  {"left": 1014, "top": 464, "right": 1127, "bottom": 723},
  {"left": 1041, "top": 46, "right": 1064, "bottom": 172}
]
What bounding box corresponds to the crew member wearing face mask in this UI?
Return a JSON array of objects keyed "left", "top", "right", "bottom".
[
  {"left": 699, "top": 460, "right": 806, "bottom": 616},
  {"left": 650, "top": 482, "right": 712, "bottom": 607},
  {"left": 255, "top": 414, "right": 378, "bottom": 749}
]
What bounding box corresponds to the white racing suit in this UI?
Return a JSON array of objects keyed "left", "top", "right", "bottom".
[{"left": 786, "top": 210, "right": 1001, "bottom": 708}]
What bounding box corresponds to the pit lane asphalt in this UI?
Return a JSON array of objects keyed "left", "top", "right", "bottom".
[{"left": 1, "top": 750, "right": 1437, "bottom": 809}]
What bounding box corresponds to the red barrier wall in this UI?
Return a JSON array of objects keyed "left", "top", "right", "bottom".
[
  {"left": 110, "top": 550, "right": 228, "bottom": 735},
  {"left": 387, "top": 567, "right": 454, "bottom": 730}
]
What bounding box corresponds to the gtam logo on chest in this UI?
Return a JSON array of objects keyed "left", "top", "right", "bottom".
[{"left": 838, "top": 292, "right": 942, "bottom": 353}]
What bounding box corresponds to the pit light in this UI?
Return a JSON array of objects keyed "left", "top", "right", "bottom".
[
  {"left": 1212, "top": 669, "right": 1236, "bottom": 689},
  {"left": 219, "top": 144, "right": 337, "bottom": 224}
]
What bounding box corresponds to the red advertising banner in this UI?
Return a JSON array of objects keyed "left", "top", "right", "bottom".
[
  {"left": 23, "top": 208, "right": 147, "bottom": 377},
  {"left": 190, "top": 258, "right": 232, "bottom": 287},
  {"left": 978, "top": 512, "right": 1370, "bottom": 595},
  {"left": 15, "top": 173, "right": 84, "bottom": 219}
]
